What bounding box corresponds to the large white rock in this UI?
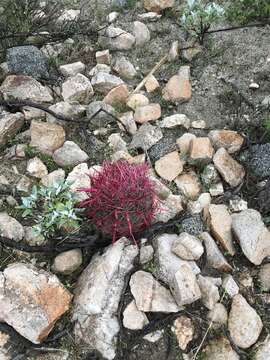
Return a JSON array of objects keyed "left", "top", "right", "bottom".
[
  {"left": 123, "top": 300, "right": 149, "bottom": 330},
  {"left": 0, "top": 263, "right": 72, "bottom": 344},
  {"left": 72, "top": 238, "right": 138, "bottom": 360},
  {"left": 232, "top": 209, "right": 270, "bottom": 265},
  {"left": 62, "top": 73, "right": 94, "bottom": 104},
  {"left": 228, "top": 294, "right": 263, "bottom": 349},
  {"left": 130, "top": 271, "right": 180, "bottom": 313}
]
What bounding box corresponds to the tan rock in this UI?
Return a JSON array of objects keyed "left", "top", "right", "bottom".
[
  {"left": 103, "top": 84, "right": 129, "bottom": 106},
  {"left": 203, "top": 336, "right": 239, "bottom": 360},
  {"left": 134, "top": 103, "right": 161, "bottom": 123},
  {"left": 205, "top": 204, "right": 235, "bottom": 256},
  {"left": 174, "top": 172, "right": 201, "bottom": 200},
  {"left": 144, "top": 0, "right": 175, "bottom": 13},
  {"left": 59, "top": 61, "right": 85, "bottom": 77},
  {"left": 96, "top": 49, "right": 111, "bottom": 65},
  {"left": 52, "top": 249, "right": 83, "bottom": 274},
  {"left": 62, "top": 73, "right": 94, "bottom": 104},
  {"left": 155, "top": 151, "right": 183, "bottom": 181},
  {"left": 160, "top": 114, "right": 190, "bottom": 129},
  {"left": 123, "top": 300, "right": 149, "bottom": 330},
  {"left": 162, "top": 66, "right": 191, "bottom": 103},
  {"left": 168, "top": 40, "right": 179, "bottom": 62},
  {"left": 176, "top": 133, "right": 196, "bottom": 154},
  {"left": 190, "top": 137, "right": 214, "bottom": 163},
  {"left": 0, "top": 263, "right": 72, "bottom": 344},
  {"left": 127, "top": 93, "right": 149, "bottom": 110},
  {"left": 27, "top": 157, "right": 48, "bottom": 179},
  {"left": 30, "top": 120, "right": 66, "bottom": 155},
  {"left": 172, "top": 232, "right": 204, "bottom": 260},
  {"left": 145, "top": 74, "right": 159, "bottom": 92},
  {"left": 213, "top": 148, "right": 245, "bottom": 187},
  {"left": 40, "top": 169, "right": 65, "bottom": 187},
  {"left": 172, "top": 316, "right": 194, "bottom": 350},
  {"left": 208, "top": 130, "right": 244, "bottom": 153},
  {"left": 207, "top": 303, "right": 228, "bottom": 325},
  {"left": 228, "top": 294, "right": 263, "bottom": 349}
]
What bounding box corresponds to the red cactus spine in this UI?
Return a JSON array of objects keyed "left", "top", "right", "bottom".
[{"left": 78, "top": 161, "right": 158, "bottom": 244}]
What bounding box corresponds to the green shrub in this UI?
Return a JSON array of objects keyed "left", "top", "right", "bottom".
[
  {"left": 226, "top": 0, "right": 270, "bottom": 24},
  {"left": 18, "top": 180, "right": 82, "bottom": 237},
  {"left": 181, "top": 0, "right": 225, "bottom": 44}
]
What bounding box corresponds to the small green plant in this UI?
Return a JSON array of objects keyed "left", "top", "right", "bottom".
[
  {"left": 181, "top": 0, "right": 225, "bottom": 44},
  {"left": 18, "top": 180, "right": 82, "bottom": 237},
  {"left": 226, "top": 0, "right": 270, "bottom": 25}
]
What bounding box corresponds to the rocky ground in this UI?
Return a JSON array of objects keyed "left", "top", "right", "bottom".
[{"left": 0, "top": 0, "right": 270, "bottom": 359}]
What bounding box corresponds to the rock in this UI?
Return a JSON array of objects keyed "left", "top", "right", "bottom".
[
  {"left": 160, "top": 114, "right": 190, "bottom": 129},
  {"left": 172, "top": 233, "right": 204, "bottom": 261},
  {"left": 172, "top": 316, "right": 194, "bottom": 350},
  {"left": 59, "top": 61, "right": 86, "bottom": 77},
  {"left": 0, "top": 263, "right": 71, "bottom": 344},
  {"left": 129, "top": 123, "right": 163, "bottom": 150},
  {"left": 172, "top": 265, "right": 201, "bottom": 306},
  {"left": 254, "top": 335, "right": 270, "bottom": 360},
  {"left": 213, "top": 148, "right": 245, "bottom": 187},
  {"left": 58, "top": 9, "right": 80, "bottom": 22},
  {"left": 127, "top": 93, "right": 149, "bottom": 110},
  {"left": 162, "top": 66, "right": 192, "bottom": 103},
  {"left": 243, "top": 143, "right": 270, "bottom": 179},
  {"left": 222, "top": 275, "right": 239, "bottom": 298},
  {"left": 174, "top": 172, "right": 201, "bottom": 200},
  {"left": 0, "top": 75, "right": 53, "bottom": 103},
  {"left": 30, "top": 120, "right": 66, "bottom": 155},
  {"left": 24, "top": 226, "right": 45, "bottom": 246},
  {"left": 7, "top": 46, "right": 49, "bottom": 79},
  {"left": 103, "top": 84, "right": 130, "bottom": 106},
  {"left": 22, "top": 106, "right": 45, "bottom": 121},
  {"left": 197, "top": 275, "right": 220, "bottom": 310},
  {"left": 72, "top": 238, "right": 138, "bottom": 360},
  {"left": 134, "top": 103, "right": 161, "bottom": 123},
  {"left": 47, "top": 102, "right": 86, "bottom": 123},
  {"left": 144, "top": 0, "right": 175, "bottom": 12},
  {"left": 118, "top": 111, "right": 137, "bottom": 135},
  {"left": 108, "top": 133, "right": 127, "bottom": 152},
  {"left": 188, "top": 192, "right": 211, "bottom": 214},
  {"left": 182, "top": 215, "right": 204, "bottom": 236},
  {"left": 0, "top": 212, "right": 24, "bottom": 242},
  {"left": 190, "top": 137, "right": 214, "bottom": 164},
  {"left": 0, "top": 112, "right": 24, "bottom": 148},
  {"left": 0, "top": 331, "right": 11, "bottom": 360},
  {"left": 40, "top": 169, "right": 65, "bottom": 187},
  {"left": 207, "top": 303, "right": 228, "bottom": 325},
  {"left": 206, "top": 204, "right": 235, "bottom": 256},
  {"left": 154, "top": 233, "right": 200, "bottom": 286},
  {"left": 149, "top": 174, "right": 171, "bottom": 200},
  {"left": 259, "top": 264, "right": 270, "bottom": 291},
  {"left": 228, "top": 294, "right": 263, "bottom": 349},
  {"left": 62, "top": 74, "right": 94, "bottom": 104},
  {"left": 208, "top": 130, "right": 244, "bottom": 154},
  {"left": 133, "top": 21, "right": 150, "bottom": 47},
  {"left": 249, "top": 82, "right": 260, "bottom": 89},
  {"left": 138, "top": 12, "right": 162, "bottom": 21},
  {"left": 27, "top": 157, "right": 48, "bottom": 178},
  {"left": 191, "top": 120, "right": 206, "bottom": 129},
  {"left": 87, "top": 101, "right": 116, "bottom": 127},
  {"left": 200, "top": 232, "right": 232, "bottom": 273},
  {"left": 96, "top": 50, "right": 111, "bottom": 65},
  {"left": 91, "top": 72, "right": 123, "bottom": 95},
  {"left": 52, "top": 249, "right": 83, "bottom": 275},
  {"left": 176, "top": 133, "right": 196, "bottom": 154},
  {"left": 89, "top": 64, "right": 111, "bottom": 77},
  {"left": 154, "top": 151, "right": 183, "bottom": 181},
  {"left": 107, "top": 11, "right": 119, "bottom": 23},
  {"left": 229, "top": 197, "right": 248, "bottom": 212},
  {"left": 66, "top": 163, "right": 90, "bottom": 201},
  {"left": 201, "top": 164, "right": 220, "bottom": 186},
  {"left": 209, "top": 182, "right": 224, "bottom": 197},
  {"left": 232, "top": 209, "right": 270, "bottom": 265},
  {"left": 168, "top": 40, "right": 179, "bottom": 62},
  {"left": 154, "top": 194, "right": 183, "bottom": 223},
  {"left": 99, "top": 26, "right": 135, "bottom": 51},
  {"left": 143, "top": 330, "right": 164, "bottom": 342},
  {"left": 203, "top": 336, "right": 239, "bottom": 360},
  {"left": 140, "top": 245, "right": 154, "bottom": 264},
  {"left": 145, "top": 74, "right": 159, "bottom": 93},
  {"left": 130, "top": 271, "right": 180, "bottom": 313},
  {"left": 113, "top": 56, "right": 137, "bottom": 79},
  {"left": 16, "top": 176, "right": 32, "bottom": 193},
  {"left": 53, "top": 141, "right": 89, "bottom": 167},
  {"left": 123, "top": 300, "right": 149, "bottom": 330}
]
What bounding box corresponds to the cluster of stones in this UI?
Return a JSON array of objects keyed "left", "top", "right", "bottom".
[{"left": 0, "top": 1, "right": 270, "bottom": 360}]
